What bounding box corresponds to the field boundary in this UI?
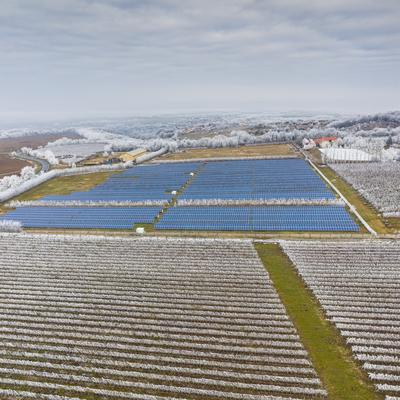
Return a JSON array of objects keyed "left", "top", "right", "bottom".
[
  {"left": 159, "top": 143, "right": 297, "bottom": 161},
  {"left": 318, "top": 165, "right": 392, "bottom": 233},
  {"left": 255, "top": 243, "right": 383, "bottom": 400},
  {"left": 155, "top": 154, "right": 299, "bottom": 163},
  {"left": 305, "top": 157, "right": 377, "bottom": 236}
]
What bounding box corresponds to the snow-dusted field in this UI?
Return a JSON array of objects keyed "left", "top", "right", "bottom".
[
  {"left": 331, "top": 162, "right": 400, "bottom": 216},
  {"left": 282, "top": 241, "right": 400, "bottom": 399},
  {"left": 0, "top": 233, "right": 326, "bottom": 399}
]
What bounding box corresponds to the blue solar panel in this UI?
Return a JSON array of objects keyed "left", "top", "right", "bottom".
[
  {"left": 1, "top": 159, "right": 356, "bottom": 232},
  {"left": 156, "top": 206, "right": 359, "bottom": 232},
  {"left": 180, "top": 159, "right": 335, "bottom": 201},
  {"left": 43, "top": 163, "right": 200, "bottom": 202},
  {"left": 0, "top": 207, "right": 161, "bottom": 229}
]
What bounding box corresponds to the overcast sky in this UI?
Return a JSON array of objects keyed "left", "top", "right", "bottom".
[{"left": 1, "top": 0, "right": 399, "bottom": 121}]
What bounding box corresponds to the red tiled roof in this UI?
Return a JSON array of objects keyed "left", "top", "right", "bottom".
[{"left": 314, "top": 136, "right": 337, "bottom": 144}]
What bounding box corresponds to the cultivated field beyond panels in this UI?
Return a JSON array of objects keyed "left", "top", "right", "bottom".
[
  {"left": 161, "top": 144, "right": 296, "bottom": 160},
  {"left": 0, "top": 154, "right": 30, "bottom": 178},
  {"left": 331, "top": 162, "right": 400, "bottom": 217},
  {"left": 282, "top": 240, "right": 400, "bottom": 399},
  {"left": 0, "top": 233, "right": 326, "bottom": 400}
]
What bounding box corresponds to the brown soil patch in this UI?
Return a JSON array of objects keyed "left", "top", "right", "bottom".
[
  {"left": 0, "top": 132, "right": 80, "bottom": 178},
  {"left": 162, "top": 143, "right": 296, "bottom": 160},
  {"left": 0, "top": 155, "right": 31, "bottom": 178},
  {"left": 0, "top": 132, "right": 80, "bottom": 153}
]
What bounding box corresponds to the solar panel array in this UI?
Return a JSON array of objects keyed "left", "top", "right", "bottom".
[
  {"left": 156, "top": 205, "right": 359, "bottom": 231},
  {"left": 43, "top": 162, "right": 199, "bottom": 202},
  {"left": 180, "top": 159, "right": 335, "bottom": 201},
  {"left": 0, "top": 207, "right": 161, "bottom": 229},
  {"left": 0, "top": 158, "right": 360, "bottom": 231}
]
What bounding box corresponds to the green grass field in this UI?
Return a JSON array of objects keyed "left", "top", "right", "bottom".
[
  {"left": 255, "top": 243, "right": 383, "bottom": 400},
  {"left": 14, "top": 171, "right": 117, "bottom": 201},
  {"left": 0, "top": 171, "right": 117, "bottom": 216},
  {"left": 384, "top": 216, "right": 400, "bottom": 231}
]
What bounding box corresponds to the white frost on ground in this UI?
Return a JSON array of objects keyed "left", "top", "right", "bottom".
[
  {"left": 331, "top": 162, "right": 400, "bottom": 216},
  {"left": 0, "top": 166, "right": 36, "bottom": 192},
  {"left": 0, "top": 220, "right": 22, "bottom": 232},
  {"left": 282, "top": 241, "right": 400, "bottom": 399},
  {"left": 0, "top": 234, "right": 327, "bottom": 399}
]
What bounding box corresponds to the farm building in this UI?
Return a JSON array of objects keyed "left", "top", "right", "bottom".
[
  {"left": 80, "top": 148, "right": 147, "bottom": 166},
  {"left": 81, "top": 156, "right": 109, "bottom": 166},
  {"left": 302, "top": 136, "right": 338, "bottom": 150},
  {"left": 117, "top": 148, "right": 147, "bottom": 162},
  {"left": 314, "top": 136, "right": 337, "bottom": 148}
]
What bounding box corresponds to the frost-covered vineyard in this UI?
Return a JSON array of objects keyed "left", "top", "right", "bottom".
[
  {"left": 331, "top": 162, "right": 400, "bottom": 217},
  {"left": 281, "top": 241, "right": 400, "bottom": 399},
  {"left": 0, "top": 233, "right": 326, "bottom": 400}
]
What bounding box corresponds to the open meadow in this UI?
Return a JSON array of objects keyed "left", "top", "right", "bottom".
[{"left": 161, "top": 143, "right": 297, "bottom": 160}]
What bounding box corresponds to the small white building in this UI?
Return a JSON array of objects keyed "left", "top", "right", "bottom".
[{"left": 320, "top": 148, "right": 374, "bottom": 162}]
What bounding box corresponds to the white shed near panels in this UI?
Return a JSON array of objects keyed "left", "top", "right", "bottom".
[{"left": 321, "top": 148, "right": 374, "bottom": 162}]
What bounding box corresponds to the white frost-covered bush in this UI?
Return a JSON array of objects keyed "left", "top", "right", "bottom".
[
  {"left": 20, "top": 166, "right": 36, "bottom": 180},
  {"left": 20, "top": 147, "right": 59, "bottom": 165},
  {"left": 1, "top": 111, "right": 400, "bottom": 159},
  {"left": 282, "top": 240, "right": 400, "bottom": 398},
  {"left": 0, "top": 220, "right": 22, "bottom": 232},
  {"left": 0, "top": 234, "right": 326, "bottom": 398},
  {"left": 331, "top": 162, "right": 400, "bottom": 216},
  {"left": 0, "top": 166, "right": 36, "bottom": 192}
]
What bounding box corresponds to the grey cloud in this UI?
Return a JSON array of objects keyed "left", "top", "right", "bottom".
[{"left": 0, "top": 0, "right": 399, "bottom": 119}]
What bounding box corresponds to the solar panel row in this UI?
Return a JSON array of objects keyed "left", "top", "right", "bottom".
[
  {"left": 0, "top": 207, "right": 161, "bottom": 229},
  {"left": 180, "top": 158, "right": 335, "bottom": 201},
  {"left": 156, "top": 206, "right": 359, "bottom": 232},
  {"left": 43, "top": 162, "right": 199, "bottom": 202},
  {"left": 0, "top": 159, "right": 358, "bottom": 231}
]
